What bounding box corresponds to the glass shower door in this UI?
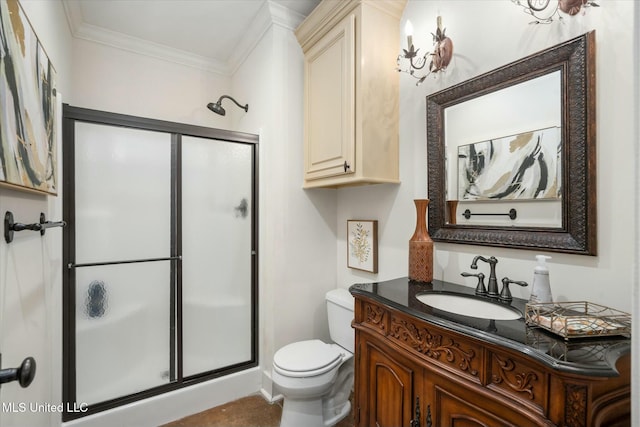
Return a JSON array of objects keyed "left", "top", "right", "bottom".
[
  {"left": 73, "top": 122, "right": 173, "bottom": 405},
  {"left": 64, "top": 106, "right": 258, "bottom": 419},
  {"left": 181, "top": 136, "right": 254, "bottom": 377}
]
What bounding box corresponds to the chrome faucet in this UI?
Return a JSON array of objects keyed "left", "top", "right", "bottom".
[{"left": 471, "top": 256, "right": 499, "bottom": 298}]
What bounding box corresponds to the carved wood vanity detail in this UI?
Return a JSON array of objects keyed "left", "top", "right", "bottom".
[{"left": 351, "top": 279, "right": 631, "bottom": 427}]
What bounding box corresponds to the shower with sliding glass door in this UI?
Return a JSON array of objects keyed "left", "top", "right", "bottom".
[{"left": 61, "top": 105, "right": 258, "bottom": 421}]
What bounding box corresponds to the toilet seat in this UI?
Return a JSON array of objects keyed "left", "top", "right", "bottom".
[{"left": 273, "top": 340, "right": 343, "bottom": 378}]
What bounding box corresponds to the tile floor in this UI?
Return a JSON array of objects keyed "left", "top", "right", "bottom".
[{"left": 161, "top": 394, "right": 354, "bottom": 427}]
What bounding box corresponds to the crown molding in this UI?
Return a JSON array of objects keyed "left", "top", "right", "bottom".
[
  {"left": 61, "top": 0, "right": 307, "bottom": 77},
  {"left": 76, "top": 22, "right": 229, "bottom": 74},
  {"left": 226, "top": 1, "right": 272, "bottom": 75},
  {"left": 295, "top": 0, "right": 406, "bottom": 52},
  {"left": 62, "top": 0, "right": 83, "bottom": 35},
  {"left": 227, "top": 0, "right": 306, "bottom": 74},
  {"left": 269, "top": 0, "right": 307, "bottom": 31}
]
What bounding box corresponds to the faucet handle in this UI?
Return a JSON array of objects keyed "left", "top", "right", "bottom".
[
  {"left": 499, "top": 277, "right": 528, "bottom": 303},
  {"left": 461, "top": 272, "right": 487, "bottom": 296}
]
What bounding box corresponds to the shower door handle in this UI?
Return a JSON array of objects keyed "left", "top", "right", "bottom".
[
  {"left": 0, "top": 356, "right": 36, "bottom": 388},
  {"left": 234, "top": 198, "right": 248, "bottom": 218}
]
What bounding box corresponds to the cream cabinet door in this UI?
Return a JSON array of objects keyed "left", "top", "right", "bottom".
[{"left": 303, "top": 13, "right": 355, "bottom": 181}]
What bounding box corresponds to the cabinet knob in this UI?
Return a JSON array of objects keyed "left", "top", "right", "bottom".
[{"left": 343, "top": 161, "right": 351, "bottom": 173}]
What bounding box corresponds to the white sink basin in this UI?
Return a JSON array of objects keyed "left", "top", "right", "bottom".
[{"left": 416, "top": 292, "right": 522, "bottom": 320}]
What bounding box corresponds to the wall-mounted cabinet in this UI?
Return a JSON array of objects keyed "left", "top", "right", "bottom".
[{"left": 295, "top": 0, "right": 406, "bottom": 188}]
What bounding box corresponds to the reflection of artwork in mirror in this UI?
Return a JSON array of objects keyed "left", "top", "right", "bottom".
[{"left": 458, "top": 126, "right": 561, "bottom": 201}]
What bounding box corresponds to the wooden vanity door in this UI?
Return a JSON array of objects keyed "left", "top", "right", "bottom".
[
  {"left": 436, "top": 390, "right": 520, "bottom": 427},
  {"left": 425, "top": 370, "right": 543, "bottom": 427},
  {"left": 356, "top": 334, "right": 422, "bottom": 427}
]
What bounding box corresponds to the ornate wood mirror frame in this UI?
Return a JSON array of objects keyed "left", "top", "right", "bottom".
[{"left": 427, "top": 31, "right": 596, "bottom": 255}]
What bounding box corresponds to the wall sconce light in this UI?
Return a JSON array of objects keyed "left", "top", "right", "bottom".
[
  {"left": 512, "top": 0, "right": 600, "bottom": 24},
  {"left": 396, "top": 16, "right": 453, "bottom": 86}
]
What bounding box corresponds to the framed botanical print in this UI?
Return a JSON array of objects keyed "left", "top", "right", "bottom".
[{"left": 347, "top": 220, "right": 378, "bottom": 273}]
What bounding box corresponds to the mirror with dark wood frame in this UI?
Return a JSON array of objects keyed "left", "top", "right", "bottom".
[{"left": 426, "top": 31, "right": 596, "bottom": 255}]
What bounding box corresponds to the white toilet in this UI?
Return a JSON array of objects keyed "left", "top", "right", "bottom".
[{"left": 272, "top": 288, "right": 354, "bottom": 427}]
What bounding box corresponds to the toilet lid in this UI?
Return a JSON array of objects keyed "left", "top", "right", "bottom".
[{"left": 273, "top": 340, "right": 342, "bottom": 376}]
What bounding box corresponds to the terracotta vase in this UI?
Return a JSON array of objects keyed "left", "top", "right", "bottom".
[{"left": 409, "top": 199, "right": 434, "bottom": 282}]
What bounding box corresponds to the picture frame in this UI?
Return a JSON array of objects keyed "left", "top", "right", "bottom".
[
  {"left": 347, "top": 220, "right": 378, "bottom": 273},
  {"left": 0, "top": 0, "right": 58, "bottom": 195}
]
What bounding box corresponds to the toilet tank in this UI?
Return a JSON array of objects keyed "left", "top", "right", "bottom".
[{"left": 326, "top": 288, "right": 354, "bottom": 353}]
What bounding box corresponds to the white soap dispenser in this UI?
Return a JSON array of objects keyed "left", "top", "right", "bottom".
[{"left": 529, "top": 255, "right": 553, "bottom": 304}]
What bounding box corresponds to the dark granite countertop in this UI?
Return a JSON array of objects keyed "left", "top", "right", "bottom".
[{"left": 349, "top": 277, "right": 631, "bottom": 378}]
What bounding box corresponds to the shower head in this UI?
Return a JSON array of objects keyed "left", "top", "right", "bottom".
[
  {"left": 207, "top": 101, "right": 226, "bottom": 116},
  {"left": 207, "top": 95, "right": 249, "bottom": 116}
]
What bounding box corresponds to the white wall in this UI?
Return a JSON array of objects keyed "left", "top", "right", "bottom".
[
  {"left": 0, "top": 1, "right": 72, "bottom": 426},
  {"left": 1, "top": 1, "right": 637, "bottom": 425},
  {"left": 230, "top": 11, "right": 337, "bottom": 399},
  {"left": 70, "top": 39, "right": 231, "bottom": 128},
  {"left": 338, "top": 0, "right": 637, "bottom": 312},
  {"left": 337, "top": 1, "right": 638, "bottom": 423}
]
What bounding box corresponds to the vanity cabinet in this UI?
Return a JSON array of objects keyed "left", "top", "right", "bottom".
[
  {"left": 357, "top": 334, "right": 423, "bottom": 427},
  {"left": 352, "top": 292, "right": 631, "bottom": 427},
  {"left": 295, "top": 0, "right": 405, "bottom": 188}
]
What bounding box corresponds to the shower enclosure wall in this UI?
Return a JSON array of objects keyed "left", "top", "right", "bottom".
[{"left": 62, "top": 106, "right": 258, "bottom": 420}]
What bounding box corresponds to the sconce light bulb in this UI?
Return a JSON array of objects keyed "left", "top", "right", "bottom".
[
  {"left": 405, "top": 20, "right": 414, "bottom": 49},
  {"left": 405, "top": 20, "right": 414, "bottom": 37}
]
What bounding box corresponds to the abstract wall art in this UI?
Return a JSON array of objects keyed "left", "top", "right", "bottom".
[
  {"left": 457, "top": 126, "right": 561, "bottom": 201},
  {"left": 0, "top": 0, "right": 58, "bottom": 195}
]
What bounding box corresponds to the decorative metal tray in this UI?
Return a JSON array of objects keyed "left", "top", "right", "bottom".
[
  {"left": 525, "top": 328, "right": 628, "bottom": 364},
  {"left": 525, "top": 302, "right": 631, "bottom": 340}
]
